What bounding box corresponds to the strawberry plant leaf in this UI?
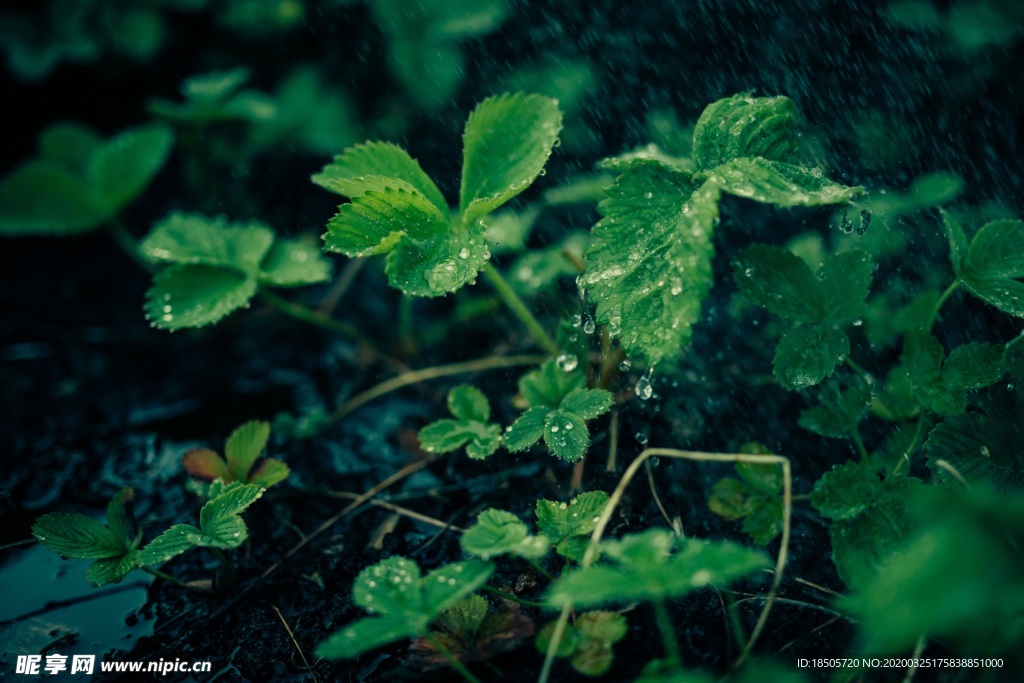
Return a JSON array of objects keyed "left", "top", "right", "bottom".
[
  {"left": 536, "top": 610, "right": 628, "bottom": 676},
  {"left": 248, "top": 459, "right": 290, "bottom": 488},
  {"left": 925, "top": 389, "right": 1024, "bottom": 489},
  {"left": 707, "top": 158, "right": 862, "bottom": 206},
  {"left": 140, "top": 213, "right": 275, "bottom": 270},
  {"left": 137, "top": 524, "right": 202, "bottom": 566},
  {"left": 535, "top": 491, "right": 609, "bottom": 545},
  {"left": 224, "top": 420, "right": 271, "bottom": 482},
  {"left": 419, "top": 384, "right": 502, "bottom": 459},
  {"left": 257, "top": 238, "right": 333, "bottom": 287},
  {"left": 33, "top": 514, "right": 125, "bottom": 559},
  {"left": 88, "top": 124, "right": 174, "bottom": 211},
  {"left": 799, "top": 375, "right": 874, "bottom": 438},
  {"left": 903, "top": 331, "right": 1004, "bottom": 415},
  {"left": 318, "top": 556, "right": 494, "bottom": 659},
  {"left": 145, "top": 265, "right": 257, "bottom": 330},
  {"left": 941, "top": 208, "right": 968, "bottom": 275},
  {"left": 0, "top": 161, "right": 109, "bottom": 235},
  {"left": 503, "top": 406, "right": 548, "bottom": 452},
  {"left": 733, "top": 245, "right": 825, "bottom": 323},
  {"left": 519, "top": 361, "right": 586, "bottom": 408},
  {"left": 581, "top": 161, "right": 720, "bottom": 365},
  {"left": 811, "top": 463, "right": 923, "bottom": 590},
  {"left": 411, "top": 594, "right": 532, "bottom": 668},
  {"left": 773, "top": 325, "right": 849, "bottom": 391},
  {"left": 105, "top": 487, "right": 137, "bottom": 545},
  {"left": 85, "top": 553, "right": 139, "bottom": 586},
  {"left": 460, "top": 508, "right": 549, "bottom": 560},
  {"left": 39, "top": 122, "right": 102, "bottom": 173},
  {"left": 459, "top": 93, "right": 562, "bottom": 224},
  {"left": 183, "top": 448, "right": 233, "bottom": 482},
  {"left": 546, "top": 529, "right": 770, "bottom": 607},
  {"left": 956, "top": 218, "right": 1024, "bottom": 317},
  {"left": 199, "top": 482, "right": 264, "bottom": 528},
  {"left": 708, "top": 461, "right": 784, "bottom": 545},
  {"left": 691, "top": 94, "right": 800, "bottom": 170},
  {"left": 561, "top": 388, "right": 614, "bottom": 420},
  {"left": 312, "top": 141, "right": 447, "bottom": 212},
  {"left": 1005, "top": 333, "right": 1024, "bottom": 379}
]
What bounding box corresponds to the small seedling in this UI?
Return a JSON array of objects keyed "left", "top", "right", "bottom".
[
  {"left": 0, "top": 122, "right": 172, "bottom": 236},
  {"left": 535, "top": 490, "right": 609, "bottom": 562},
  {"left": 460, "top": 509, "right": 550, "bottom": 561},
  {"left": 316, "top": 556, "right": 493, "bottom": 664},
  {"left": 183, "top": 420, "right": 290, "bottom": 495},
  {"left": 409, "top": 594, "right": 534, "bottom": 669},
  {"left": 139, "top": 212, "right": 332, "bottom": 329},
  {"left": 504, "top": 360, "right": 613, "bottom": 462},
  {"left": 708, "top": 446, "right": 784, "bottom": 546},
  {"left": 419, "top": 384, "right": 502, "bottom": 460},
  {"left": 535, "top": 610, "right": 627, "bottom": 677}
]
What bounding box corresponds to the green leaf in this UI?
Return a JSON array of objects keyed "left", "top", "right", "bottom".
[
  {"left": 581, "top": 162, "right": 719, "bottom": 365},
  {"left": 959, "top": 219, "right": 1024, "bottom": 317},
  {"left": 811, "top": 463, "right": 923, "bottom": 589},
  {"left": 137, "top": 524, "right": 201, "bottom": 566},
  {"left": 248, "top": 459, "right": 291, "bottom": 488},
  {"left": 546, "top": 530, "right": 770, "bottom": 607},
  {"left": 941, "top": 208, "right": 969, "bottom": 275},
  {"left": 709, "top": 158, "right": 863, "bottom": 206},
  {"left": 460, "top": 508, "right": 549, "bottom": 560},
  {"left": 257, "top": 238, "right": 333, "bottom": 287},
  {"left": 318, "top": 556, "right": 494, "bottom": 659},
  {"left": 519, "top": 360, "right": 587, "bottom": 408},
  {"left": 903, "top": 332, "right": 1005, "bottom": 415},
  {"left": 88, "top": 124, "right": 174, "bottom": 211},
  {"left": 561, "top": 388, "right": 613, "bottom": 420},
  {"left": 503, "top": 407, "right": 548, "bottom": 452},
  {"left": 39, "top": 122, "right": 101, "bottom": 173},
  {"left": 943, "top": 343, "right": 1004, "bottom": 389},
  {"left": 708, "top": 462, "right": 784, "bottom": 545},
  {"left": 925, "top": 389, "right": 1024, "bottom": 490},
  {"left": 543, "top": 410, "right": 590, "bottom": 461},
  {"left": 84, "top": 552, "right": 138, "bottom": 586},
  {"left": 692, "top": 94, "right": 800, "bottom": 170},
  {"left": 33, "top": 513, "right": 124, "bottom": 559},
  {"left": 145, "top": 265, "right": 258, "bottom": 330},
  {"left": 535, "top": 491, "right": 609, "bottom": 543},
  {"left": 448, "top": 384, "right": 490, "bottom": 422},
  {"left": 459, "top": 93, "right": 562, "bottom": 223},
  {"left": 773, "top": 325, "right": 849, "bottom": 391},
  {"left": 733, "top": 245, "right": 825, "bottom": 322},
  {"left": 105, "top": 487, "right": 137, "bottom": 545},
  {"left": 312, "top": 141, "right": 446, "bottom": 213},
  {"left": 224, "top": 420, "right": 271, "bottom": 482},
  {"left": 0, "top": 161, "right": 108, "bottom": 235},
  {"left": 798, "top": 375, "right": 874, "bottom": 438},
  {"left": 200, "top": 483, "right": 264, "bottom": 528},
  {"left": 536, "top": 610, "right": 628, "bottom": 676},
  {"left": 139, "top": 213, "right": 275, "bottom": 272}
]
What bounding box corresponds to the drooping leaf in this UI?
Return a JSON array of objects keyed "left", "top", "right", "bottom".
[
  {"left": 957, "top": 219, "right": 1024, "bottom": 317},
  {"left": 460, "top": 509, "right": 549, "bottom": 560},
  {"left": 546, "top": 529, "right": 770, "bottom": 608},
  {"left": 459, "top": 93, "right": 562, "bottom": 223},
  {"left": 691, "top": 94, "right": 800, "bottom": 170},
  {"left": 707, "top": 157, "right": 862, "bottom": 206}
]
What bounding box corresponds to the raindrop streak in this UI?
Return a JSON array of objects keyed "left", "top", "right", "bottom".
[{"left": 836, "top": 206, "right": 854, "bottom": 234}]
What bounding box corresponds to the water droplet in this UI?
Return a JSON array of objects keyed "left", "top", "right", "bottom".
[
  {"left": 636, "top": 367, "right": 655, "bottom": 401},
  {"left": 583, "top": 318, "right": 596, "bottom": 335},
  {"left": 571, "top": 313, "right": 582, "bottom": 327},
  {"left": 458, "top": 247, "right": 470, "bottom": 259},
  {"left": 619, "top": 358, "right": 632, "bottom": 371},
  {"left": 550, "top": 425, "right": 560, "bottom": 433},
  {"left": 556, "top": 353, "right": 578, "bottom": 372},
  {"left": 857, "top": 209, "right": 872, "bottom": 236},
  {"left": 644, "top": 191, "right": 653, "bottom": 199},
  {"left": 635, "top": 431, "right": 648, "bottom": 445},
  {"left": 564, "top": 422, "right": 573, "bottom": 430}
]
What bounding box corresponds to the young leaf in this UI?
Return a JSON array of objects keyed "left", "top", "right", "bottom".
[
  {"left": 460, "top": 509, "right": 549, "bottom": 560},
  {"left": 312, "top": 142, "right": 447, "bottom": 212},
  {"left": 811, "top": 463, "right": 922, "bottom": 590},
  {"left": 925, "top": 389, "right": 1024, "bottom": 490},
  {"left": 409, "top": 595, "right": 534, "bottom": 669},
  {"left": 708, "top": 461, "right": 784, "bottom": 545},
  {"left": 902, "top": 331, "right": 1004, "bottom": 415},
  {"left": 137, "top": 524, "right": 201, "bottom": 566},
  {"left": 505, "top": 361, "right": 612, "bottom": 462},
  {"left": 535, "top": 491, "right": 609, "bottom": 548},
  {"left": 224, "top": 420, "right": 271, "bottom": 482},
  {"left": 316, "top": 556, "right": 494, "bottom": 659},
  {"left": 691, "top": 94, "right": 800, "bottom": 171},
  {"left": 798, "top": 375, "right": 874, "bottom": 438},
  {"left": 459, "top": 93, "right": 562, "bottom": 223},
  {"left": 33, "top": 487, "right": 140, "bottom": 586},
  {"left": 258, "top": 238, "right": 334, "bottom": 287},
  {"left": 953, "top": 218, "right": 1024, "bottom": 317},
  {"left": 419, "top": 385, "right": 502, "bottom": 460},
  {"left": 546, "top": 529, "right": 770, "bottom": 608},
  {"left": 88, "top": 124, "right": 174, "bottom": 210},
  {"left": 535, "top": 611, "right": 628, "bottom": 676}
]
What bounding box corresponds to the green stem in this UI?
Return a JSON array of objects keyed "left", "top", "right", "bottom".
[
  {"left": 652, "top": 599, "right": 681, "bottom": 667},
  {"left": 481, "top": 262, "right": 559, "bottom": 356},
  {"left": 891, "top": 416, "right": 926, "bottom": 477},
  {"left": 852, "top": 430, "right": 869, "bottom": 461},
  {"left": 425, "top": 632, "right": 481, "bottom": 683},
  {"left": 481, "top": 585, "right": 547, "bottom": 608},
  {"left": 211, "top": 548, "right": 236, "bottom": 583},
  {"left": 107, "top": 219, "right": 152, "bottom": 272},
  {"left": 259, "top": 289, "right": 362, "bottom": 340},
  {"left": 928, "top": 281, "right": 960, "bottom": 330},
  {"left": 526, "top": 558, "right": 554, "bottom": 581},
  {"left": 142, "top": 566, "right": 190, "bottom": 589}
]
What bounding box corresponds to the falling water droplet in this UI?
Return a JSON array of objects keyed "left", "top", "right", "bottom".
[{"left": 636, "top": 367, "right": 654, "bottom": 400}]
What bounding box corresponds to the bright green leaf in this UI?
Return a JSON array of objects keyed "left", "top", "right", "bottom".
[
  {"left": 709, "top": 158, "right": 863, "bottom": 206},
  {"left": 459, "top": 93, "right": 562, "bottom": 223},
  {"left": 519, "top": 360, "right": 586, "bottom": 408},
  {"left": 145, "top": 265, "right": 258, "bottom": 330},
  {"left": 88, "top": 124, "right": 174, "bottom": 210},
  {"left": 535, "top": 491, "right": 609, "bottom": 543},
  {"left": 224, "top": 420, "right": 271, "bottom": 482},
  {"left": 503, "top": 406, "right": 548, "bottom": 452},
  {"left": 140, "top": 213, "right": 274, "bottom": 272},
  {"left": 33, "top": 513, "right": 124, "bottom": 559},
  {"left": 419, "top": 384, "right": 501, "bottom": 459},
  {"left": 316, "top": 615, "right": 417, "bottom": 660},
  {"left": 257, "top": 238, "right": 333, "bottom": 287},
  {"left": 460, "top": 509, "right": 549, "bottom": 560},
  {"left": 692, "top": 94, "right": 800, "bottom": 170},
  {"left": 561, "top": 388, "right": 613, "bottom": 421},
  {"left": 199, "top": 482, "right": 264, "bottom": 528},
  {"left": 137, "top": 524, "right": 201, "bottom": 566},
  {"left": 448, "top": 384, "right": 490, "bottom": 423},
  {"left": 312, "top": 141, "right": 446, "bottom": 212},
  {"left": 248, "top": 458, "right": 291, "bottom": 488}
]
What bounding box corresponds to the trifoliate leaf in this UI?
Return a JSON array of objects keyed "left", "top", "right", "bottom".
[
  {"left": 536, "top": 611, "right": 627, "bottom": 676},
  {"left": 459, "top": 93, "right": 562, "bottom": 224},
  {"left": 903, "top": 331, "right": 1005, "bottom": 415},
  {"left": 708, "top": 462, "right": 784, "bottom": 545},
  {"left": 546, "top": 529, "right": 770, "bottom": 608},
  {"left": 581, "top": 161, "right": 720, "bottom": 365},
  {"left": 691, "top": 94, "right": 800, "bottom": 171},
  {"left": 88, "top": 124, "right": 174, "bottom": 210},
  {"left": 419, "top": 384, "right": 502, "bottom": 460},
  {"left": 140, "top": 213, "right": 275, "bottom": 270},
  {"left": 799, "top": 375, "right": 874, "bottom": 438},
  {"left": 312, "top": 142, "right": 446, "bottom": 212},
  {"left": 317, "top": 556, "right": 494, "bottom": 659},
  {"left": 925, "top": 389, "right": 1024, "bottom": 490},
  {"left": 706, "top": 158, "right": 862, "bottom": 206},
  {"left": 224, "top": 420, "right": 271, "bottom": 482},
  {"left": 145, "top": 265, "right": 257, "bottom": 330},
  {"left": 460, "top": 508, "right": 549, "bottom": 560},
  {"left": 519, "top": 361, "right": 586, "bottom": 408},
  {"left": 773, "top": 325, "right": 849, "bottom": 391},
  {"left": 535, "top": 491, "right": 609, "bottom": 545},
  {"left": 957, "top": 219, "right": 1024, "bottom": 317},
  {"left": 811, "top": 463, "right": 923, "bottom": 590},
  {"left": 257, "top": 238, "right": 333, "bottom": 287}
]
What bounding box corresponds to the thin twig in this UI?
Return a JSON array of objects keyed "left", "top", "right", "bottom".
[
  {"left": 326, "top": 491, "right": 465, "bottom": 532},
  {"left": 605, "top": 410, "right": 619, "bottom": 472},
  {"left": 645, "top": 459, "right": 677, "bottom": 535},
  {"left": 902, "top": 635, "right": 927, "bottom": 683},
  {"left": 317, "top": 257, "right": 366, "bottom": 315},
  {"left": 933, "top": 459, "right": 968, "bottom": 486},
  {"left": 272, "top": 605, "right": 320, "bottom": 683},
  {"left": 329, "top": 354, "right": 546, "bottom": 423}
]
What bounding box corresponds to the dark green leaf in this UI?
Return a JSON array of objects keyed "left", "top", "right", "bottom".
[
  {"left": 733, "top": 245, "right": 825, "bottom": 323},
  {"left": 0, "top": 161, "right": 108, "bottom": 235},
  {"left": 88, "top": 124, "right": 173, "bottom": 211},
  {"left": 84, "top": 553, "right": 138, "bottom": 586},
  {"left": 316, "top": 615, "right": 417, "bottom": 660},
  {"left": 960, "top": 219, "right": 1024, "bottom": 317},
  {"left": 39, "top": 122, "right": 101, "bottom": 173},
  {"left": 1005, "top": 333, "right": 1024, "bottom": 379},
  {"left": 33, "top": 513, "right": 124, "bottom": 559},
  {"left": 106, "top": 487, "right": 136, "bottom": 545},
  {"left": 144, "top": 264, "right": 257, "bottom": 330},
  {"left": 543, "top": 410, "right": 590, "bottom": 462},
  {"left": 535, "top": 491, "right": 609, "bottom": 543},
  {"left": 137, "top": 524, "right": 202, "bottom": 566},
  {"left": 773, "top": 324, "right": 849, "bottom": 391},
  {"left": 503, "top": 406, "right": 548, "bottom": 452},
  {"left": 448, "top": 384, "right": 490, "bottom": 422},
  {"left": 798, "top": 375, "right": 874, "bottom": 438}
]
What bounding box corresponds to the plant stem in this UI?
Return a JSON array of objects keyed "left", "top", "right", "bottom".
[
  {"left": 211, "top": 548, "right": 236, "bottom": 583},
  {"left": 107, "top": 219, "right": 152, "bottom": 272},
  {"left": 481, "top": 262, "right": 559, "bottom": 356},
  {"left": 526, "top": 558, "right": 554, "bottom": 581},
  {"left": 142, "top": 566, "right": 190, "bottom": 589},
  {"left": 927, "top": 281, "right": 960, "bottom": 330},
  {"left": 424, "top": 632, "right": 481, "bottom": 683},
  {"left": 260, "top": 289, "right": 362, "bottom": 340},
  {"left": 481, "top": 585, "right": 547, "bottom": 608},
  {"left": 852, "top": 430, "right": 869, "bottom": 461},
  {"left": 652, "top": 599, "right": 681, "bottom": 667}
]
